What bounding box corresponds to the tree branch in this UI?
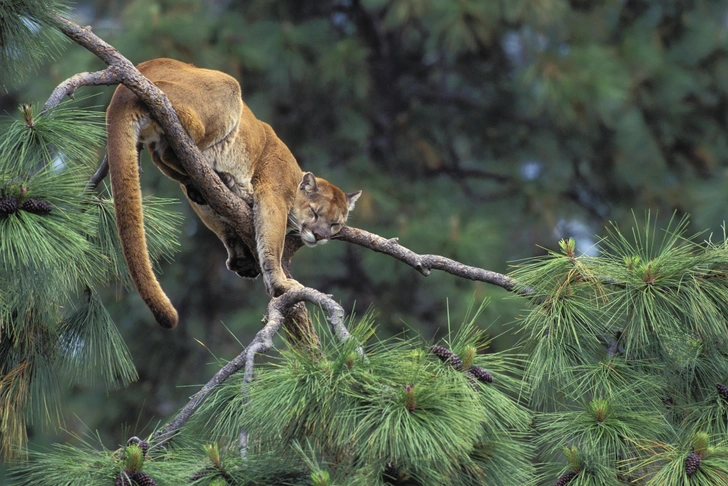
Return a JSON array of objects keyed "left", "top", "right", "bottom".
[
  {"left": 152, "top": 286, "right": 356, "bottom": 448},
  {"left": 41, "top": 68, "right": 121, "bottom": 112},
  {"left": 50, "top": 14, "right": 258, "bottom": 253},
  {"left": 45, "top": 14, "right": 535, "bottom": 455},
  {"left": 150, "top": 227, "right": 531, "bottom": 448},
  {"left": 151, "top": 343, "right": 250, "bottom": 446},
  {"left": 46, "top": 17, "right": 529, "bottom": 299},
  {"left": 86, "top": 154, "right": 109, "bottom": 191},
  {"left": 49, "top": 15, "right": 322, "bottom": 343},
  {"left": 337, "top": 226, "right": 531, "bottom": 295}
]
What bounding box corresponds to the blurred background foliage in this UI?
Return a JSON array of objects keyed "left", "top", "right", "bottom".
[{"left": 4, "top": 0, "right": 728, "bottom": 477}]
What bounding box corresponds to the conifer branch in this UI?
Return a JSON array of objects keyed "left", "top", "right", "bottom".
[
  {"left": 47, "top": 14, "right": 532, "bottom": 300},
  {"left": 45, "top": 12, "right": 535, "bottom": 455},
  {"left": 153, "top": 286, "right": 353, "bottom": 448}
]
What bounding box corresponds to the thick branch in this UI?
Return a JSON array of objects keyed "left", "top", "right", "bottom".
[
  {"left": 47, "top": 17, "right": 530, "bottom": 300},
  {"left": 50, "top": 14, "right": 257, "bottom": 253}
]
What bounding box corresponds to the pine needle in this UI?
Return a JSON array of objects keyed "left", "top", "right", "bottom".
[
  {"left": 0, "top": 0, "right": 70, "bottom": 89},
  {"left": 58, "top": 288, "right": 138, "bottom": 387}
]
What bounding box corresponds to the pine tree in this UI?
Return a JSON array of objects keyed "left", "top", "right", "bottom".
[
  {"left": 0, "top": 0, "right": 180, "bottom": 462},
  {"left": 6, "top": 1, "right": 728, "bottom": 485}
]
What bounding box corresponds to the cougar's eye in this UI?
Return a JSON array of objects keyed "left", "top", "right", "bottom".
[{"left": 310, "top": 206, "right": 318, "bottom": 219}]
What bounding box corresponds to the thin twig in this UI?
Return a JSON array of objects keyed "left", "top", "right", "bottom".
[
  {"left": 151, "top": 345, "right": 249, "bottom": 446},
  {"left": 337, "top": 226, "right": 534, "bottom": 295},
  {"left": 41, "top": 68, "right": 121, "bottom": 112},
  {"left": 86, "top": 154, "right": 109, "bottom": 191}
]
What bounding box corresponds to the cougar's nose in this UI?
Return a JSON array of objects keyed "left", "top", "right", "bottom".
[{"left": 313, "top": 228, "right": 331, "bottom": 242}]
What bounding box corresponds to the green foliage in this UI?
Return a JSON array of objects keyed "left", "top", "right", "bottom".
[
  {"left": 511, "top": 215, "right": 728, "bottom": 483},
  {"left": 0, "top": 0, "right": 69, "bottom": 89},
  {"left": 625, "top": 433, "right": 728, "bottom": 485},
  {"left": 86, "top": 193, "right": 182, "bottom": 289},
  {"left": 8, "top": 0, "right": 728, "bottom": 484},
  {"left": 58, "top": 289, "right": 137, "bottom": 387},
  {"left": 179, "top": 311, "right": 533, "bottom": 485},
  {"left": 0, "top": 100, "right": 105, "bottom": 297},
  {"left": 8, "top": 433, "right": 124, "bottom": 485},
  {"left": 0, "top": 99, "right": 181, "bottom": 458},
  {"left": 0, "top": 99, "right": 105, "bottom": 170}
]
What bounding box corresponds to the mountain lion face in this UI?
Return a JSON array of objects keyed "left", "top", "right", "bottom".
[{"left": 291, "top": 173, "right": 361, "bottom": 247}]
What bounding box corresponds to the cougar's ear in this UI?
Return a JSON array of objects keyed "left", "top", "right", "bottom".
[
  {"left": 346, "top": 190, "right": 362, "bottom": 211},
  {"left": 299, "top": 172, "right": 318, "bottom": 194}
]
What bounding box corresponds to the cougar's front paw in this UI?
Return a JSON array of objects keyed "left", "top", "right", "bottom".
[
  {"left": 266, "top": 277, "right": 304, "bottom": 297},
  {"left": 185, "top": 184, "right": 207, "bottom": 205}
]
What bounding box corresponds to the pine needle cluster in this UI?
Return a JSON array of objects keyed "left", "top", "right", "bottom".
[
  {"left": 0, "top": 0, "right": 69, "bottom": 89},
  {"left": 0, "top": 99, "right": 182, "bottom": 458},
  {"left": 512, "top": 214, "right": 728, "bottom": 483},
  {"left": 9, "top": 309, "right": 533, "bottom": 485},
  {"left": 176, "top": 310, "right": 534, "bottom": 485}
]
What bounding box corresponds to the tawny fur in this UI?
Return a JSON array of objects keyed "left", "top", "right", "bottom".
[{"left": 106, "top": 58, "right": 360, "bottom": 329}]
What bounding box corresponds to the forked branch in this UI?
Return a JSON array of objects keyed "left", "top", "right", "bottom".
[{"left": 153, "top": 287, "right": 354, "bottom": 446}]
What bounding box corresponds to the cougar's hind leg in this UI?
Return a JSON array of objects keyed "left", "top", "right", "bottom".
[
  {"left": 186, "top": 194, "right": 260, "bottom": 278},
  {"left": 224, "top": 234, "right": 260, "bottom": 279}
]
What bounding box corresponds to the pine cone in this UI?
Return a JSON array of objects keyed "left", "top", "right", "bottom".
[
  {"left": 0, "top": 197, "right": 18, "bottom": 215},
  {"left": 115, "top": 473, "right": 133, "bottom": 486},
  {"left": 131, "top": 471, "right": 157, "bottom": 486},
  {"left": 717, "top": 383, "right": 728, "bottom": 401},
  {"left": 383, "top": 461, "right": 409, "bottom": 484},
  {"left": 430, "top": 345, "right": 462, "bottom": 369},
  {"left": 139, "top": 440, "right": 149, "bottom": 457},
  {"left": 189, "top": 470, "right": 205, "bottom": 482},
  {"left": 20, "top": 198, "right": 52, "bottom": 215},
  {"left": 469, "top": 366, "right": 494, "bottom": 383},
  {"left": 554, "top": 470, "right": 577, "bottom": 486},
  {"left": 189, "top": 467, "right": 214, "bottom": 482},
  {"left": 685, "top": 452, "right": 702, "bottom": 477}
]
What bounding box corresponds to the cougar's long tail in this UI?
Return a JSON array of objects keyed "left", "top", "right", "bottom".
[{"left": 106, "top": 96, "right": 179, "bottom": 329}]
